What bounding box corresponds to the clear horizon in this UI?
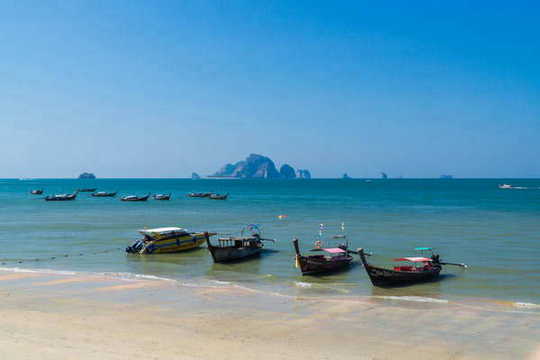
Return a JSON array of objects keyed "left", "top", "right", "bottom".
[{"left": 2, "top": 1, "right": 539, "bottom": 178}]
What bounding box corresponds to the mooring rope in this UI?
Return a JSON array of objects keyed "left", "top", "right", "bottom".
[{"left": 0, "top": 247, "right": 124, "bottom": 265}]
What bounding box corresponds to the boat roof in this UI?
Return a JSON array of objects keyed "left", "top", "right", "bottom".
[
  {"left": 414, "top": 247, "right": 433, "bottom": 251},
  {"left": 139, "top": 227, "right": 188, "bottom": 235},
  {"left": 394, "top": 257, "right": 433, "bottom": 263},
  {"left": 322, "top": 248, "right": 346, "bottom": 254}
]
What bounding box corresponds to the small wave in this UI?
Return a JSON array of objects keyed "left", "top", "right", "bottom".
[
  {"left": 98, "top": 272, "right": 176, "bottom": 282},
  {"left": 0, "top": 267, "right": 77, "bottom": 276},
  {"left": 514, "top": 302, "right": 540, "bottom": 309},
  {"left": 294, "top": 281, "right": 313, "bottom": 288},
  {"left": 211, "top": 280, "right": 231, "bottom": 285},
  {"left": 374, "top": 296, "right": 449, "bottom": 304}
]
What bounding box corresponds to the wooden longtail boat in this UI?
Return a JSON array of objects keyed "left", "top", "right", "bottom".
[
  {"left": 126, "top": 227, "right": 217, "bottom": 254},
  {"left": 45, "top": 192, "right": 78, "bottom": 201},
  {"left": 91, "top": 191, "right": 117, "bottom": 197},
  {"left": 121, "top": 194, "right": 150, "bottom": 202},
  {"left": 357, "top": 248, "right": 442, "bottom": 287},
  {"left": 209, "top": 193, "right": 228, "bottom": 200},
  {"left": 78, "top": 188, "right": 97, "bottom": 192},
  {"left": 30, "top": 189, "right": 43, "bottom": 195},
  {"left": 188, "top": 192, "right": 212, "bottom": 198},
  {"left": 153, "top": 193, "right": 171, "bottom": 200},
  {"left": 206, "top": 232, "right": 274, "bottom": 263},
  {"left": 292, "top": 238, "right": 353, "bottom": 275}
]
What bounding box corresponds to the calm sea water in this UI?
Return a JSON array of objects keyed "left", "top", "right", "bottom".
[{"left": 0, "top": 178, "right": 539, "bottom": 304}]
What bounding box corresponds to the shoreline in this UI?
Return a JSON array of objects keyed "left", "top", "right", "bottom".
[
  {"left": 0, "top": 269, "right": 538, "bottom": 359},
  {"left": 1, "top": 265, "right": 538, "bottom": 313}
]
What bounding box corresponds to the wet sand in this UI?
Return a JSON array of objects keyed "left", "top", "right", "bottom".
[{"left": 0, "top": 269, "right": 538, "bottom": 360}]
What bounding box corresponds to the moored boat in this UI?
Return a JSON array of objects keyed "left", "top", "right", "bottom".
[
  {"left": 188, "top": 192, "right": 212, "bottom": 198},
  {"left": 153, "top": 193, "right": 171, "bottom": 200},
  {"left": 91, "top": 191, "right": 117, "bottom": 197},
  {"left": 30, "top": 189, "right": 43, "bottom": 195},
  {"left": 206, "top": 225, "right": 274, "bottom": 263},
  {"left": 209, "top": 193, "right": 228, "bottom": 200},
  {"left": 78, "top": 188, "right": 97, "bottom": 192},
  {"left": 356, "top": 247, "right": 467, "bottom": 287},
  {"left": 292, "top": 238, "right": 353, "bottom": 275},
  {"left": 126, "top": 227, "right": 216, "bottom": 254},
  {"left": 45, "top": 192, "right": 78, "bottom": 201},
  {"left": 121, "top": 194, "right": 150, "bottom": 202}
]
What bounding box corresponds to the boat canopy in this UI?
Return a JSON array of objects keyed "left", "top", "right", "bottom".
[
  {"left": 414, "top": 247, "right": 433, "bottom": 251},
  {"left": 139, "top": 227, "right": 188, "bottom": 236},
  {"left": 323, "top": 248, "right": 346, "bottom": 254},
  {"left": 394, "top": 257, "right": 432, "bottom": 263}
]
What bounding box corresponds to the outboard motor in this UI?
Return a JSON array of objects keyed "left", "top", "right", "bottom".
[{"left": 126, "top": 239, "right": 145, "bottom": 254}]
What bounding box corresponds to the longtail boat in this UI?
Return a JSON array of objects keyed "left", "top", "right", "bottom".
[
  {"left": 30, "top": 189, "right": 43, "bottom": 195},
  {"left": 91, "top": 191, "right": 117, "bottom": 197},
  {"left": 209, "top": 193, "right": 228, "bottom": 200},
  {"left": 188, "top": 192, "right": 212, "bottom": 198},
  {"left": 126, "top": 227, "right": 217, "bottom": 254},
  {"left": 45, "top": 192, "right": 78, "bottom": 201},
  {"left": 121, "top": 194, "right": 150, "bottom": 202},
  {"left": 292, "top": 238, "right": 353, "bottom": 275},
  {"left": 206, "top": 225, "right": 274, "bottom": 263},
  {"left": 153, "top": 193, "right": 171, "bottom": 200},
  {"left": 357, "top": 247, "right": 467, "bottom": 287}
]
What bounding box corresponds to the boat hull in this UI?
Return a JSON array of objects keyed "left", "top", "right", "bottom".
[
  {"left": 363, "top": 265, "right": 441, "bottom": 287},
  {"left": 357, "top": 248, "right": 441, "bottom": 287},
  {"left": 121, "top": 196, "right": 149, "bottom": 202},
  {"left": 208, "top": 246, "right": 261, "bottom": 263},
  {"left": 292, "top": 238, "right": 352, "bottom": 275},
  {"left": 296, "top": 255, "right": 352, "bottom": 275},
  {"left": 45, "top": 195, "right": 77, "bottom": 201},
  {"left": 92, "top": 192, "right": 117, "bottom": 197},
  {"left": 126, "top": 233, "right": 208, "bottom": 254}
]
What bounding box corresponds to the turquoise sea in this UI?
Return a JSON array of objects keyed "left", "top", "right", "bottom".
[{"left": 1, "top": 178, "right": 539, "bottom": 305}]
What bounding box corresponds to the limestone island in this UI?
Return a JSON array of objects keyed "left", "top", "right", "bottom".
[
  {"left": 78, "top": 172, "right": 96, "bottom": 179},
  {"left": 208, "top": 154, "right": 311, "bottom": 179}
]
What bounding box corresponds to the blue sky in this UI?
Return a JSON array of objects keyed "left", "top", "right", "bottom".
[{"left": 1, "top": 0, "right": 538, "bottom": 178}]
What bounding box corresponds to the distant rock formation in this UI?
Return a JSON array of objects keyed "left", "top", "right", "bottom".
[
  {"left": 380, "top": 172, "right": 388, "bottom": 179},
  {"left": 280, "top": 164, "right": 296, "bottom": 179},
  {"left": 212, "top": 154, "right": 280, "bottom": 179},
  {"left": 296, "top": 169, "right": 311, "bottom": 179},
  {"left": 191, "top": 172, "right": 201, "bottom": 180},
  {"left": 342, "top": 173, "right": 352, "bottom": 179},
  {"left": 78, "top": 172, "right": 96, "bottom": 179},
  {"left": 211, "top": 154, "right": 310, "bottom": 179}
]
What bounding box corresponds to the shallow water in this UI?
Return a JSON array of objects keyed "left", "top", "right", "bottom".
[{"left": 0, "top": 178, "right": 539, "bottom": 304}]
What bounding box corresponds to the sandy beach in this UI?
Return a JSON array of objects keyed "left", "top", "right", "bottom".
[{"left": 0, "top": 269, "right": 537, "bottom": 360}]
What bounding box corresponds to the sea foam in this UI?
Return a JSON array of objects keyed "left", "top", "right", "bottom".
[{"left": 374, "top": 295, "right": 449, "bottom": 304}]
